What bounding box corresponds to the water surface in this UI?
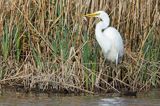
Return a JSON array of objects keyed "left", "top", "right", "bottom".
[{"left": 0, "top": 89, "right": 160, "bottom": 106}]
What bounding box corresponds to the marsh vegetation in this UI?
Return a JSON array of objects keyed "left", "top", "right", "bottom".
[{"left": 0, "top": 0, "right": 159, "bottom": 93}]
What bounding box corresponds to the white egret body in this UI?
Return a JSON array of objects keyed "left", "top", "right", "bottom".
[{"left": 84, "top": 11, "right": 124, "bottom": 65}]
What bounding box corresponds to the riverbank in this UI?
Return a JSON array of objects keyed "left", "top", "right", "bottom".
[{"left": 0, "top": 88, "right": 160, "bottom": 106}]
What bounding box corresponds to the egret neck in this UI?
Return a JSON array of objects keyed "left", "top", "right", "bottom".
[{"left": 95, "top": 13, "right": 110, "bottom": 52}]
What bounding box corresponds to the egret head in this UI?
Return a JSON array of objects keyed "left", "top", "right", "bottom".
[
  {"left": 84, "top": 11, "right": 110, "bottom": 29},
  {"left": 84, "top": 11, "right": 108, "bottom": 19}
]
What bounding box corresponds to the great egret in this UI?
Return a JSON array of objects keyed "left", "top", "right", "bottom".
[{"left": 84, "top": 11, "right": 124, "bottom": 65}]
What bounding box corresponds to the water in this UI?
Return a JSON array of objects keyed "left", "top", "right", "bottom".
[{"left": 0, "top": 89, "right": 160, "bottom": 106}]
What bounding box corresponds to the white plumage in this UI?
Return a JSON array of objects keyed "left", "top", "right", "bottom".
[{"left": 84, "top": 11, "right": 124, "bottom": 65}]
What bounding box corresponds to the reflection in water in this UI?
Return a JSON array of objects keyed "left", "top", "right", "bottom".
[
  {"left": 0, "top": 89, "right": 160, "bottom": 106},
  {"left": 99, "top": 97, "right": 160, "bottom": 106}
]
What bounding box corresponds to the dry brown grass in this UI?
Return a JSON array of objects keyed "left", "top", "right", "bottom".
[{"left": 0, "top": 0, "right": 159, "bottom": 93}]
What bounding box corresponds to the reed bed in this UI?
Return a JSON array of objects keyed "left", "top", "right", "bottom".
[{"left": 0, "top": 0, "right": 159, "bottom": 93}]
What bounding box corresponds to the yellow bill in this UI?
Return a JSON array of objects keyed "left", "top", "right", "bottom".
[{"left": 84, "top": 12, "right": 100, "bottom": 17}]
